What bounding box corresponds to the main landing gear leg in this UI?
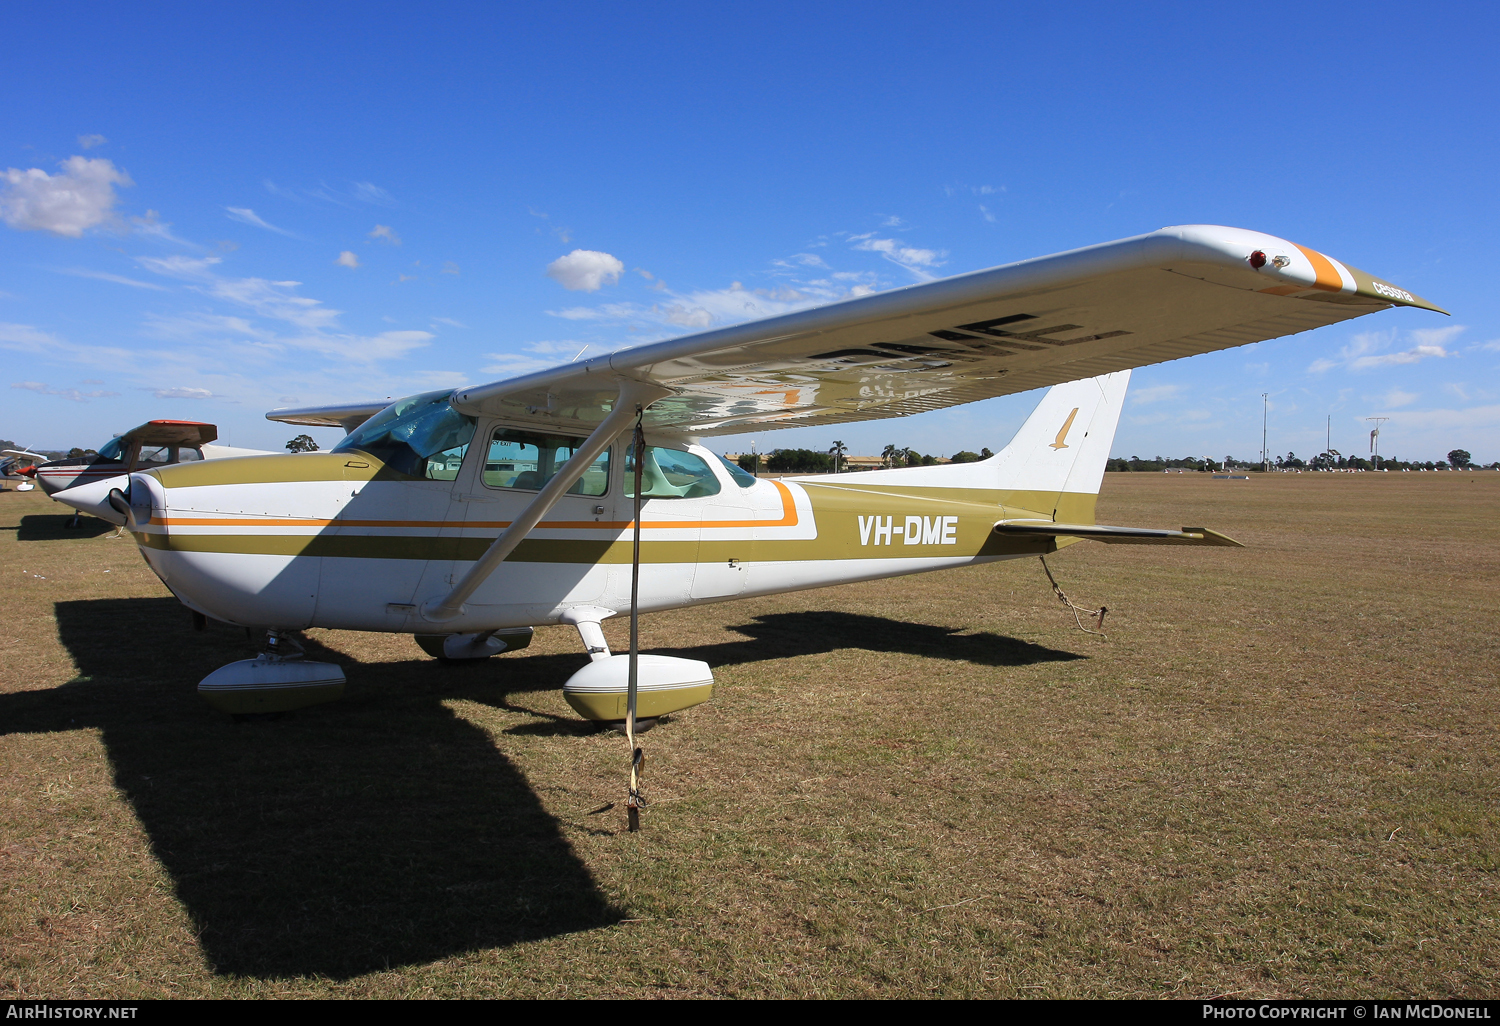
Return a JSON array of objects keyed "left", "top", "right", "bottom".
[
  {"left": 560, "top": 606, "right": 618, "bottom": 663},
  {"left": 557, "top": 607, "right": 664, "bottom": 734}
]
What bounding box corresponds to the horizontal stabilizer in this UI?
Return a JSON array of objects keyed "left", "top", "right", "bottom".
[{"left": 993, "top": 520, "right": 1244, "bottom": 547}]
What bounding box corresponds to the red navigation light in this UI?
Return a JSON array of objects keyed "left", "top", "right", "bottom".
[{"left": 1249, "top": 250, "right": 1268, "bottom": 269}]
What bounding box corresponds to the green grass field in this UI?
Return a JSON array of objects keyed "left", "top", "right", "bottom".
[{"left": 2, "top": 473, "right": 1496, "bottom": 998}]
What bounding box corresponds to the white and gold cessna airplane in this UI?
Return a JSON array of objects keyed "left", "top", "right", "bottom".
[{"left": 55, "top": 225, "right": 1442, "bottom": 728}]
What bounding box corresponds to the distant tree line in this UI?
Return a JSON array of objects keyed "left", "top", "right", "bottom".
[
  {"left": 1107, "top": 450, "right": 1498, "bottom": 472},
  {"left": 737, "top": 444, "right": 998, "bottom": 475}
]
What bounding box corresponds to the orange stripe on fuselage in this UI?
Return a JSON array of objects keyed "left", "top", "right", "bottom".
[
  {"left": 150, "top": 480, "right": 800, "bottom": 531},
  {"left": 1294, "top": 245, "right": 1345, "bottom": 293}
]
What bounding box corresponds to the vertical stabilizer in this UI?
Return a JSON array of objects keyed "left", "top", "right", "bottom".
[
  {"left": 815, "top": 370, "right": 1130, "bottom": 520},
  {"left": 988, "top": 369, "right": 1130, "bottom": 499}
]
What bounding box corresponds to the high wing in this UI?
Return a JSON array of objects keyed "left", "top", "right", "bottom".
[
  {"left": 276, "top": 225, "right": 1444, "bottom": 439},
  {"left": 3, "top": 448, "right": 48, "bottom": 462},
  {"left": 266, "top": 400, "right": 395, "bottom": 433}
]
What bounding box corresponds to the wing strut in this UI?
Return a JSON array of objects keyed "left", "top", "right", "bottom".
[{"left": 421, "top": 378, "right": 673, "bottom": 623}]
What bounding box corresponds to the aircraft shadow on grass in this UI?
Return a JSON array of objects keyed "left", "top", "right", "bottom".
[
  {"left": 5, "top": 597, "right": 1081, "bottom": 980},
  {"left": 13, "top": 513, "right": 117, "bottom": 541},
  {"left": 669, "top": 610, "right": 1086, "bottom": 670}
]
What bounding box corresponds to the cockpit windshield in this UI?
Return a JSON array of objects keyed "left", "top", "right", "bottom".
[
  {"left": 332, "top": 390, "right": 477, "bottom": 479},
  {"left": 96, "top": 437, "right": 127, "bottom": 462}
]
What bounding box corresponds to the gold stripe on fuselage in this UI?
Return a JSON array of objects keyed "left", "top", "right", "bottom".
[{"left": 135, "top": 479, "right": 1080, "bottom": 563}]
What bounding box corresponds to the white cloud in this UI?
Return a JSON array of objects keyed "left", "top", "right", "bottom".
[
  {"left": 1131, "top": 384, "right": 1183, "bottom": 405},
  {"left": 151, "top": 386, "right": 214, "bottom": 399},
  {"left": 77, "top": 134, "right": 107, "bottom": 150},
  {"left": 1411, "top": 326, "right": 1466, "bottom": 348},
  {"left": 263, "top": 179, "right": 300, "bottom": 200},
  {"left": 791, "top": 253, "right": 828, "bottom": 268},
  {"left": 655, "top": 282, "right": 821, "bottom": 331},
  {"left": 1355, "top": 345, "right": 1448, "bottom": 370},
  {"left": 51, "top": 267, "right": 168, "bottom": 291},
  {"left": 0, "top": 323, "right": 64, "bottom": 351},
  {"left": 1381, "top": 388, "right": 1419, "bottom": 408},
  {"left": 336, "top": 250, "right": 360, "bottom": 269},
  {"left": 133, "top": 253, "right": 432, "bottom": 362},
  {"left": 547, "top": 249, "right": 624, "bottom": 292},
  {"left": 546, "top": 307, "right": 606, "bottom": 320},
  {"left": 431, "top": 317, "right": 466, "bottom": 328},
  {"left": 12, "top": 380, "right": 120, "bottom": 402},
  {"left": 226, "top": 207, "right": 296, "bottom": 236},
  {"left": 0, "top": 156, "right": 132, "bottom": 237},
  {"left": 1374, "top": 405, "right": 1500, "bottom": 430},
  {"left": 480, "top": 351, "right": 560, "bottom": 377},
  {"left": 135, "top": 253, "right": 222, "bottom": 278},
  {"left": 352, "top": 182, "right": 394, "bottom": 205},
  {"left": 1308, "top": 327, "right": 1462, "bottom": 373},
  {"left": 369, "top": 224, "right": 401, "bottom": 245},
  {"left": 521, "top": 340, "right": 581, "bottom": 354},
  {"left": 129, "top": 209, "right": 191, "bottom": 245},
  {"left": 851, "top": 236, "right": 946, "bottom": 279},
  {"left": 441, "top": 261, "right": 459, "bottom": 275}
]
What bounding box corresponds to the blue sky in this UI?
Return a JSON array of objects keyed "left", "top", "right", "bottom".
[{"left": 3, "top": 2, "right": 1496, "bottom": 462}]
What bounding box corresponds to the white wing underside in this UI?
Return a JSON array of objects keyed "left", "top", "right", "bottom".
[{"left": 267, "top": 225, "right": 1442, "bottom": 439}]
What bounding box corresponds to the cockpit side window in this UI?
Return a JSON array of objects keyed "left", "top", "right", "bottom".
[
  {"left": 332, "top": 390, "right": 477, "bottom": 479},
  {"left": 483, "top": 427, "right": 609, "bottom": 496},
  {"left": 625, "top": 446, "right": 722, "bottom": 499}
]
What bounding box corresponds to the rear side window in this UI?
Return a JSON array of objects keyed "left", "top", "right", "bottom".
[
  {"left": 625, "top": 447, "right": 722, "bottom": 499},
  {"left": 718, "top": 454, "right": 758, "bottom": 488},
  {"left": 484, "top": 428, "right": 609, "bottom": 496}
]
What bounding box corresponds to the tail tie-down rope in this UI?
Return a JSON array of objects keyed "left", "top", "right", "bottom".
[{"left": 1038, "top": 556, "right": 1108, "bottom": 639}]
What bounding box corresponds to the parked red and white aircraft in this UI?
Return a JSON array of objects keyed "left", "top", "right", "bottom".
[
  {"left": 2, "top": 447, "right": 46, "bottom": 491},
  {"left": 28, "top": 420, "right": 269, "bottom": 495}
]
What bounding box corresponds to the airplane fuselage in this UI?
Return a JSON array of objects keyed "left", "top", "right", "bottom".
[{"left": 119, "top": 443, "right": 1081, "bottom": 634}]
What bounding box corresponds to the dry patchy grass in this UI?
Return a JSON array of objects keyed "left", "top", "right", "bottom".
[{"left": 1, "top": 474, "right": 1496, "bottom": 998}]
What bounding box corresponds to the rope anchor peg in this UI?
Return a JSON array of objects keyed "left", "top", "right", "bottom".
[
  {"left": 1039, "top": 556, "right": 1108, "bottom": 639},
  {"left": 627, "top": 746, "right": 646, "bottom": 832}
]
